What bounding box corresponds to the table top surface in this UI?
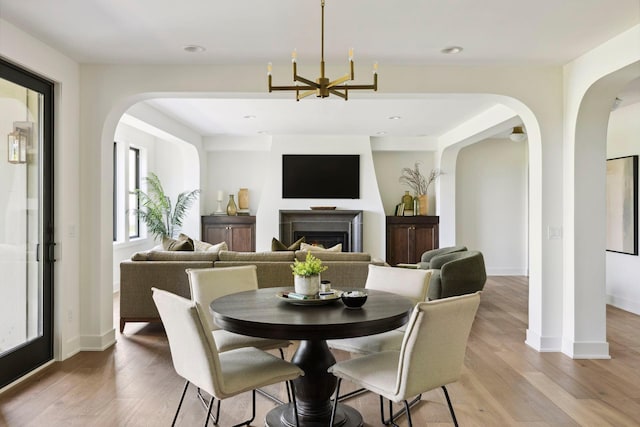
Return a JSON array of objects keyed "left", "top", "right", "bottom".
[{"left": 210, "top": 287, "right": 414, "bottom": 341}]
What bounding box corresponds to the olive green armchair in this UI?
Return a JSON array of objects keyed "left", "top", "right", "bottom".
[
  {"left": 425, "top": 250, "right": 486, "bottom": 300},
  {"left": 417, "top": 245, "right": 468, "bottom": 269}
]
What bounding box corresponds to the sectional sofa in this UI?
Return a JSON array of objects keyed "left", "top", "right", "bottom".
[{"left": 119, "top": 249, "right": 385, "bottom": 333}]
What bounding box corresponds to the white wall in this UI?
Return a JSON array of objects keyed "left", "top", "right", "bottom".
[
  {"left": 456, "top": 138, "right": 528, "bottom": 275},
  {"left": 372, "top": 151, "right": 437, "bottom": 216},
  {"left": 606, "top": 101, "right": 640, "bottom": 314}
]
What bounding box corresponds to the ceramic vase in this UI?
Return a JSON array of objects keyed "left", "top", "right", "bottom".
[
  {"left": 294, "top": 275, "right": 320, "bottom": 296},
  {"left": 238, "top": 188, "right": 249, "bottom": 210},
  {"left": 418, "top": 194, "right": 428, "bottom": 216}
]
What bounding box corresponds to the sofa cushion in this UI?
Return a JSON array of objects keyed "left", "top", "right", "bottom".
[
  {"left": 145, "top": 251, "right": 219, "bottom": 262},
  {"left": 162, "top": 235, "right": 194, "bottom": 251},
  {"left": 271, "top": 236, "right": 305, "bottom": 251},
  {"left": 295, "top": 251, "right": 370, "bottom": 262},
  {"left": 218, "top": 250, "right": 295, "bottom": 262},
  {"left": 300, "top": 242, "right": 342, "bottom": 252}
]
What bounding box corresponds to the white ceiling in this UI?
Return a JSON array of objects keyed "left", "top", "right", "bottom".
[{"left": 1, "top": 0, "right": 638, "bottom": 138}]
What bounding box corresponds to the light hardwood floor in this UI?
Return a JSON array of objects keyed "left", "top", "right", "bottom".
[{"left": 1, "top": 276, "right": 639, "bottom": 426}]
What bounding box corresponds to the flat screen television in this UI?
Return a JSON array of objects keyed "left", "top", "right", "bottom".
[{"left": 282, "top": 154, "right": 360, "bottom": 199}]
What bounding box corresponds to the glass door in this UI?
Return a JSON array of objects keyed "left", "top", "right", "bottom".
[{"left": 0, "top": 59, "right": 54, "bottom": 388}]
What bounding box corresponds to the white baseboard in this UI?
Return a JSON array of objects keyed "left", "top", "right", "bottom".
[
  {"left": 561, "top": 339, "right": 610, "bottom": 359},
  {"left": 487, "top": 267, "right": 528, "bottom": 276},
  {"left": 525, "top": 329, "right": 562, "bottom": 352},
  {"left": 79, "top": 328, "right": 116, "bottom": 351},
  {"left": 606, "top": 294, "right": 640, "bottom": 315}
]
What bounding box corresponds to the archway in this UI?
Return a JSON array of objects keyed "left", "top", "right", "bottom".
[{"left": 565, "top": 60, "right": 640, "bottom": 358}]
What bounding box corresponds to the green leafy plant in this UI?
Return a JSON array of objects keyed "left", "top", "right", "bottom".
[
  {"left": 291, "top": 252, "right": 328, "bottom": 277},
  {"left": 399, "top": 162, "right": 442, "bottom": 195},
  {"left": 130, "top": 172, "right": 200, "bottom": 240}
]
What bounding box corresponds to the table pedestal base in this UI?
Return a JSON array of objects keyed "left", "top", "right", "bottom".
[{"left": 265, "top": 402, "right": 362, "bottom": 427}]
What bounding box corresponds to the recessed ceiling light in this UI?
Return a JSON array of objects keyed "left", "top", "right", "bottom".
[
  {"left": 388, "top": 116, "right": 402, "bottom": 120},
  {"left": 243, "top": 115, "right": 256, "bottom": 119},
  {"left": 258, "top": 130, "right": 268, "bottom": 135},
  {"left": 441, "top": 46, "right": 463, "bottom": 54},
  {"left": 376, "top": 131, "right": 387, "bottom": 135},
  {"left": 183, "top": 45, "right": 206, "bottom": 53}
]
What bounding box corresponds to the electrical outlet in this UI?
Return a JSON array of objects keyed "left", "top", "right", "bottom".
[{"left": 548, "top": 226, "right": 562, "bottom": 240}]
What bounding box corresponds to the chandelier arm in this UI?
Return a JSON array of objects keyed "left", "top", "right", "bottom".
[
  {"left": 328, "top": 89, "right": 347, "bottom": 100},
  {"left": 270, "top": 84, "right": 316, "bottom": 91},
  {"left": 332, "top": 83, "right": 377, "bottom": 91},
  {"left": 294, "top": 75, "right": 319, "bottom": 88},
  {"left": 298, "top": 90, "right": 317, "bottom": 100},
  {"left": 327, "top": 74, "right": 351, "bottom": 88},
  {"left": 329, "top": 89, "right": 346, "bottom": 98}
]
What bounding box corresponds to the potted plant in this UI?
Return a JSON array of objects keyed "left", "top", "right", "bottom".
[
  {"left": 291, "top": 252, "right": 328, "bottom": 296},
  {"left": 130, "top": 172, "right": 200, "bottom": 241},
  {"left": 399, "top": 162, "right": 442, "bottom": 215}
]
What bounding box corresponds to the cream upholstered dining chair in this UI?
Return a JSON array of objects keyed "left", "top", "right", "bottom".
[
  {"left": 186, "top": 265, "right": 291, "bottom": 354},
  {"left": 151, "top": 288, "right": 303, "bottom": 427},
  {"left": 328, "top": 264, "right": 432, "bottom": 355},
  {"left": 187, "top": 265, "right": 292, "bottom": 407},
  {"left": 328, "top": 292, "right": 481, "bottom": 427}
]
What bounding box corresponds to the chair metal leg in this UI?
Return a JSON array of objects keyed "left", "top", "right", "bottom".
[
  {"left": 441, "top": 385, "right": 459, "bottom": 427},
  {"left": 204, "top": 392, "right": 215, "bottom": 427},
  {"left": 197, "top": 388, "right": 221, "bottom": 424},
  {"left": 172, "top": 380, "right": 190, "bottom": 427},
  {"left": 403, "top": 400, "right": 413, "bottom": 427},
  {"left": 338, "top": 386, "right": 369, "bottom": 401},
  {"left": 330, "top": 379, "right": 342, "bottom": 426},
  {"left": 378, "top": 394, "right": 422, "bottom": 425}
]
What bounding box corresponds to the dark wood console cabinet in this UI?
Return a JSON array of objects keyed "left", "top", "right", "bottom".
[
  {"left": 201, "top": 215, "right": 256, "bottom": 252},
  {"left": 386, "top": 216, "right": 439, "bottom": 266}
]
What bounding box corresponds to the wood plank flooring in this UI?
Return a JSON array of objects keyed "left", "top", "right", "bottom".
[{"left": 1, "top": 276, "right": 639, "bottom": 426}]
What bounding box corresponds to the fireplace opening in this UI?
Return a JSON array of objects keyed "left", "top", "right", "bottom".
[
  {"left": 294, "top": 231, "right": 348, "bottom": 250},
  {"left": 279, "top": 210, "right": 363, "bottom": 252}
]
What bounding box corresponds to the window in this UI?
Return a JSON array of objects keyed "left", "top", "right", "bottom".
[
  {"left": 128, "top": 147, "right": 140, "bottom": 238},
  {"left": 113, "top": 141, "right": 145, "bottom": 243}
]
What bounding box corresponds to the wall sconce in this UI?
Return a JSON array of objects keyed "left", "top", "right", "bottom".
[{"left": 7, "top": 128, "right": 28, "bottom": 164}]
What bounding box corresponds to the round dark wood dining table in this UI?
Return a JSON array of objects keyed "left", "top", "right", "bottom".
[{"left": 210, "top": 287, "right": 413, "bottom": 427}]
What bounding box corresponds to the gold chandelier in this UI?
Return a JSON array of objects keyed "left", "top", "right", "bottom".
[{"left": 267, "top": 0, "right": 378, "bottom": 101}]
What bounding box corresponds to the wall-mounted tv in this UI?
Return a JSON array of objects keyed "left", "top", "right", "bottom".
[{"left": 282, "top": 154, "right": 360, "bottom": 199}]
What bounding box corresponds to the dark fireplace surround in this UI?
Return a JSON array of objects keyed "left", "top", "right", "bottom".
[{"left": 279, "top": 210, "right": 363, "bottom": 252}]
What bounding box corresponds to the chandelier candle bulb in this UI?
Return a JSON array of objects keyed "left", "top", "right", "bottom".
[{"left": 267, "top": 62, "right": 272, "bottom": 75}]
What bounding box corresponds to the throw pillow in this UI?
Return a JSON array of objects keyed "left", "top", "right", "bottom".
[
  {"left": 179, "top": 233, "right": 215, "bottom": 252},
  {"left": 300, "top": 242, "right": 342, "bottom": 252},
  {"left": 271, "top": 236, "right": 306, "bottom": 251},
  {"left": 162, "top": 235, "right": 194, "bottom": 251},
  {"left": 206, "top": 241, "right": 228, "bottom": 252}
]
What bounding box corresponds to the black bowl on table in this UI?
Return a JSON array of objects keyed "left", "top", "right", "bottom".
[{"left": 341, "top": 291, "right": 368, "bottom": 309}]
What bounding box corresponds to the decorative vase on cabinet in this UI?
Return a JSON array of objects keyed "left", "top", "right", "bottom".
[
  {"left": 226, "top": 194, "right": 237, "bottom": 216},
  {"left": 402, "top": 191, "right": 413, "bottom": 211}
]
